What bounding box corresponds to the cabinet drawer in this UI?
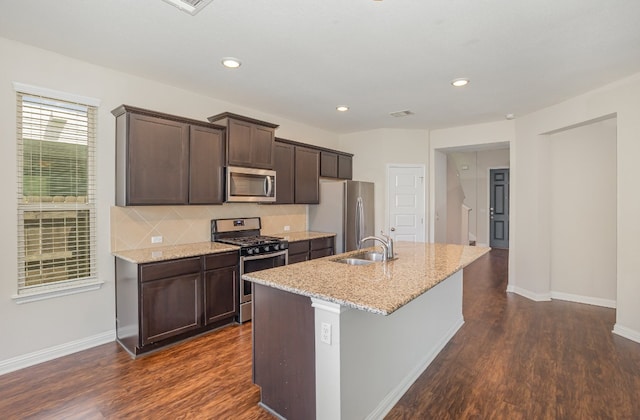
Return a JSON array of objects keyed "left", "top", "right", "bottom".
[
  {"left": 140, "top": 257, "right": 201, "bottom": 282},
  {"left": 288, "top": 252, "right": 310, "bottom": 265},
  {"left": 288, "top": 240, "right": 310, "bottom": 255},
  {"left": 310, "top": 248, "right": 334, "bottom": 259},
  {"left": 204, "top": 251, "right": 239, "bottom": 271},
  {"left": 310, "top": 237, "right": 334, "bottom": 251}
]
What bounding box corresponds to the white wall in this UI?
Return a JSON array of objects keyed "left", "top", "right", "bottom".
[
  {"left": 337, "top": 129, "right": 429, "bottom": 238},
  {"left": 431, "top": 73, "right": 640, "bottom": 342},
  {"left": 445, "top": 155, "right": 465, "bottom": 244},
  {"left": 0, "top": 37, "right": 339, "bottom": 367},
  {"left": 549, "top": 119, "right": 617, "bottom": 306}
]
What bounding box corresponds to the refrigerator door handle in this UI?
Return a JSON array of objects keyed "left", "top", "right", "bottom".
[{"left": 356, "top": 197, "right": 364, "bottom": 249}]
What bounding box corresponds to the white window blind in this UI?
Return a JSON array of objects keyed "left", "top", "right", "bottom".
[{"left": 16, "top": 89, "right": 97, "bottom": 295}]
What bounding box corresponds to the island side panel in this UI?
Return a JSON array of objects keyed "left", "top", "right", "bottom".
[
  {"left": 253, "top": 283, "right": 316, "bottom": 419},
  {"left": 312, "top": 270, "right": 464, "bottom": 419}
]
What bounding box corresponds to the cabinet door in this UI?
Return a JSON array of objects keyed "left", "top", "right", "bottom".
[
  {"left": 295, "top": 147, "right": 320, "bottom": 204},
  {"left": 227, "top": 119, "right": 253, "bottom": 167},
  {"left": 189, "top": 125, "right": 225, "bottom": 204},
  {"left": 338, "top": 154, "right": 353, "bottom": 180},
  {"left": 320, "top": 151, "right": 338, "bottom": 178},
  {"left": 274, "top": 142, "right": 295, "bottom": 204},
  {"left": 204, "top": 266, "right": 238, "bottom": 324},
  {"left": 127, "top": 113, "right": 189, "bottom": 205},
  {"left": 251, "top": 125, "right": 275, "bottom": 169},
  {"left": 140, "top": 272, "right": 201, "bottom": 345}
]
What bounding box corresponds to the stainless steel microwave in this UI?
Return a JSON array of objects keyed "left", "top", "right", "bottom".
[{"left": 226, "top": 166, "right": 276, "bottom": 202}]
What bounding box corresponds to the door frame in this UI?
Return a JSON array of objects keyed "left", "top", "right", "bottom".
[
  {"left": 487, "top": 167, "right": 510, "bottom": 248},
  {"left": 385, "top": 163, "right": 427, "bottom": 242}
]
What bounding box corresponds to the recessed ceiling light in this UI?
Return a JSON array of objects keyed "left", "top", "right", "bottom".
[
  {"left": 336, "top": 106, "right": 349, "bottom": 112},
  {"left": 451, "top": 78, "right": 470, "bottom": 87},
  {"left": 221, "top": 57, "right": 242, "bottom": 69}
]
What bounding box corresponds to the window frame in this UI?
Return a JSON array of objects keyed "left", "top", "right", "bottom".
[{"left": 13, "top": 82, "right": 102, "bottom": 304}]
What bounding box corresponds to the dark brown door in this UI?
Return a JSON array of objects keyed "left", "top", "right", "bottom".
[
  {"left": 251, "top": 125, "right": 275, "bottom": 169},
  {"left": 490, "top": 168, "right": 510, "bottom": 248},
  {"left": 274, "top": 141, "right": 295, "bottom": 204},
  {"left": 227, "top": 119, "right": 253, "bottom": 167},
  {"left": 127, "top": 113, "right": 189, "bottom": 205},
  {"left": 189, "top": 125, "right": 225, "bottom": 204},
  {"left": 204, "top": 266, "right": 238, "bottom": 324},
  {"left": 295, "top": 146, "right": 320, "bottom": 204},
  {"left": 338, "top": 154, "right": 353, "bottom": 180},
  {"left": 140, "top": 273, "right": 201, "bottom": 345}
]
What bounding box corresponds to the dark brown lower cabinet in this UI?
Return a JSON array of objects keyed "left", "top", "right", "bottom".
[
  {"left": 287, "top": 236, "right": 335, "bottom": 264},
  {"left": 141, "top": 272, "right": 201, "bottom": 345},
  {"left": 115, "top": 251, "right": 239, "bottom": 357},
  {"left": 203, "top": 252, "right": 239, "bottom": 325}
]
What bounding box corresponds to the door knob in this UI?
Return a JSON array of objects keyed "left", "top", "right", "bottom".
[{"left": 390, "top": 227, "right": 396, "bottom": 231}]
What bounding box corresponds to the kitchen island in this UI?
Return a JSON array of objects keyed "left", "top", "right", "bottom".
[{"left": 243, "top": 242, "right": 490, "bottom": 420}]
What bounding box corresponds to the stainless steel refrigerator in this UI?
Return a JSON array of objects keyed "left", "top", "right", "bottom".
[{"left": 308, "top": 180, "right": 375, "bottom": 254}]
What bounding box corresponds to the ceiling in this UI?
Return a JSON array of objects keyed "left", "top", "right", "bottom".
[{"left": 2, "top": 0, "right": 640, "bottom": 134}]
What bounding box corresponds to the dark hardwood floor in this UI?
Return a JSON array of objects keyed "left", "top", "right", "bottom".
[
  {"left": 0, "top": 249, "right": 638, "bottom": 419},
  {"left": 387, "top": 249, "right": 640, "bottom": 419}
]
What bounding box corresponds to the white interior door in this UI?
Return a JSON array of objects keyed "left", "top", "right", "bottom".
[{"left": 387, "top": 165, "right": 426, "bottom": 243}]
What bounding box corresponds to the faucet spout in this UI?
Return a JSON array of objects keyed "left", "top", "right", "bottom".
[{"left": 360, "top": 235, "right": 393, "bottom": 261}]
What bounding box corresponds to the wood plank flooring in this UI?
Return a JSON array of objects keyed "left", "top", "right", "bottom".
[{"left": 0, "top": 249, "right": 638, "bottom": 419}]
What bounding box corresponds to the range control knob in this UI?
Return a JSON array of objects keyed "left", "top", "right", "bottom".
[
  {"left": 273, "top": 244, "right": 279, "bottom": 251},
  {"left": 264, "top": 245, "right": 270, "bottom": 252}
]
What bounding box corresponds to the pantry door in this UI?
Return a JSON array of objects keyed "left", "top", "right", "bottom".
[{"left": 387, "top": 165, "right": 426, "bottom": 243}]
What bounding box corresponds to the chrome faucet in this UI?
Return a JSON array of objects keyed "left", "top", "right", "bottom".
[{"left": 359, "top": 232, "right": 394, "bottom": 261}]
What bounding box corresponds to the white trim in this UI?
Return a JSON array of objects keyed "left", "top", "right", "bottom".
[
  {"left": 12, "top": 280, "right": 104, "bottom": 304},
  {"left": 612, "top": 324, "right": 640, "bottom": 344},
  {"left": 0, "top": 330, "right": 116, "bottom": 376},
  {"left": 311, "top": 298, "right": 348, "bottom": 314},
  {"left": 365, "top": 316, "right": 464, "bottom": 420},
  {"left": 550, "top": 291, "right": 616, "bottom": 309},
  {"left": 506, "top": 284, "right": 551, "bottom": 301},
  {"left": 12, "top": 82, "right": 101, "bottom": 107}
]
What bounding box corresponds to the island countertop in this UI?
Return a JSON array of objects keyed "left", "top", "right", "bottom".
[{"left": 243, "top": 242, "right": 490, "bottom": 315}]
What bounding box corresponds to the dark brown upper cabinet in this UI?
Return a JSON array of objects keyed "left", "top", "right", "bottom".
[
  {"left": 294, "top": 146, "right": 320, "bottom": 204},
  {"left": 320, "top": 150, "right": 353, "bottom": 180},
  {"left": 208, "top": 112, "right": 279, "bottom": 170},
  {"left": 274, "top": 141, "right": 295, "bottom": 204},
  {"left": 112, "top": 105, "right": 226, "bottom": 206},
  {"left": 189, "top": 125, "right": 225, "bottom": 204}
]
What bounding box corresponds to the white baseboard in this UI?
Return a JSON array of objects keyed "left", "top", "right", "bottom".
[
  {"left": 0, "top": 330, "right": 116, "bottom": 376},
  {"left": 613, "top": 324, "right": 640, "bottom": 344},
  {"left": 506, "top": 284, "right": 551, "bottom": 301},
  {"left": 550, "top": 291, "right": 616, "bottom": 308},
  {"left": 366, "top": 316, "right": 465, "bottom": 420}
]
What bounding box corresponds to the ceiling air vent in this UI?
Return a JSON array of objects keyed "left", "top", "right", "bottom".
[
  {"left": 389, "top": 110, "right": 414, "bottom": 118},
  {"left": 162, "top": 0, "right": 214, "bottom": 15}
]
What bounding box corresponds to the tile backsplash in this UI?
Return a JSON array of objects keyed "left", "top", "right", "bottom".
[{"left": 111, "top": 204, "right": 307, "bottom": 251}]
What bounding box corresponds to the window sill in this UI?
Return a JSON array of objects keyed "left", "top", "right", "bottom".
[{"left": 12, "top": 279, "right": 105, "bottom": 304}]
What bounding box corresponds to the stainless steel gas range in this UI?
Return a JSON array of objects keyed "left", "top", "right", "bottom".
[{"left": 211, "top": 217, "right": 288, "bottom": 323}]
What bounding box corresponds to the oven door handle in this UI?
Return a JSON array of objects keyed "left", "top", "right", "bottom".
[{"left": 240, "top": 249, "right": 289, "bottom": 263}]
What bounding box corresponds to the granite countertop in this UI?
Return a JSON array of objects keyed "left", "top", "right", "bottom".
[
  {"left": 242, "top": 242, "right": 490, "bottom": 315},
  {"left": 113, "top": 242, "right": 239, "bottom": 264},
  {"left": 281, "top": 231, "right": 336, "bottom": 242}
]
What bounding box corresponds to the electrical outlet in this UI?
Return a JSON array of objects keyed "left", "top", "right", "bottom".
[
  {"left": 151, "top": 236, "right": 163, "bottom": 244},
  {"left": 284, "top": 225, "right": 290, "bottom": 231},
  {"left": 320, "top": 322, "right": 332, "bottom": 345}
]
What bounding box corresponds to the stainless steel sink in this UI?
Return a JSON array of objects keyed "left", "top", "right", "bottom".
[
  {"left": 331, "top": 251, "right": 388, "bottom": 265},
  {"left": 333, "top": 257, "right": 375, "bottom": 266},
  {"left": 350, "top": 251, "right": 386, "bottom": 261}
]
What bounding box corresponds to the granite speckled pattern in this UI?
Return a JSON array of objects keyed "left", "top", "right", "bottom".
[
  {"left": 112, "top": 242, "right": 239, "bottom": 264},
  {"left": 280, "top": 231, "right": 336, "bottom": 242},
  {"left": 243, "top": 242, "right": 490, "bottom": 315}
]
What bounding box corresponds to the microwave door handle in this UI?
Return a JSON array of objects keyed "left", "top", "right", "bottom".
[{"left": 265, "top": 175, "right": 273, "bottom": 197}]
